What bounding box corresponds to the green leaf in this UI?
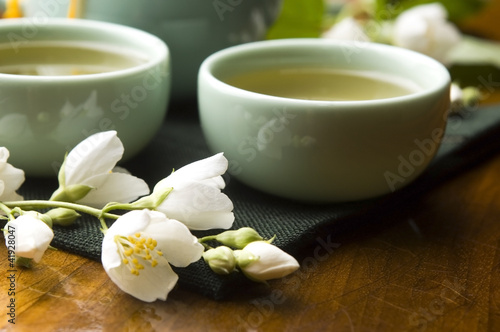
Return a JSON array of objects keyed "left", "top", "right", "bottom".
[
  {"left": 447, "top": 37, "right": 500, "bottom": 90},
  {"left": 266, "top": 0, "right": 325, "bottom": 39},
  {"left": 447, "top": 36, "right": 500, "bottom": 68}
]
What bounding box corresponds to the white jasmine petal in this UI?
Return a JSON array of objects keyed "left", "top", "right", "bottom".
[
  {"left": 5, "top": 215, "right": 54, "bottom": 263},
  {"left": 392, "top": 3, "right": 461, "bottom": 64},
  {"left": 159, "top": 153, "right": 228, "bottom": 189},
  {"left": 322, "top": 17, "right": 370, "bottom": 42},
  {"left": 237, "top": 241, "right": 299, "bottom": 282},
  {"left": 64, "top": 131, "right": 123, "bottom": 185},
  {"left": 144, "top": 217, "right": 204, "bottom": 267},
  {"left": 101, "top": 210, "right": 203, "bottom": 302},
  {"left": 156, "top": 181, "right": 234, "bottom": 230},
  {"left": 77, "top": 172, "right": 149, "bottom": 208},
  {"left": 0, "top": 147, "right": 25, "bottom": 201},
  {"left": 104, "top": 254, "right": 178, "bottom": 302},
  {"left": 102, "top": 211, "right": 150, "bottom": 270},
  {"left": 152, "top": 154, "right": 235, "bottom": 230},
  {"left": 52, "top": 131, "right": 150, "bottom": 208}
]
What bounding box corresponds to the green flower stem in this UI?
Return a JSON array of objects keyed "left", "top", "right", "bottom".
[
  {"left": 198, "top": 235, "right": 217, "bottom": 243},
  {"left": 0, "top": 202, "right": 14, "bottom": 220},
  {"left": 200, "top": 242, "right": 214, "bottom": 250},
  {"left": 101, "top": 202, "right": 135, "bottom": 215},
  {"left": 2, "top": 200, "right": 121, "bottom": 221},
  {"left": 198, "top": 235, "right": 219, "bottom": 250},
  {"left": 98, "top": 217, "right": 109, "bottom": 233}
]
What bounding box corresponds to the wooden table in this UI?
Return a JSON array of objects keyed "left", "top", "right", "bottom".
[{"left": 1, "top": 104, "right": 500, "bottom": 332}]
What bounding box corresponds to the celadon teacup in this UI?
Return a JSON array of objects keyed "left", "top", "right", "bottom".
[
  {"left": 198, "top": 39, "right": 451, "bottom": 203},
  {"left": 0, "top": 18, "right": 170, "bottom": 177}
]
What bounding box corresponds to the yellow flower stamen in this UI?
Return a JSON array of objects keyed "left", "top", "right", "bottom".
[{"left": 114, "top": 233, "right": 164, "bottom": 276}]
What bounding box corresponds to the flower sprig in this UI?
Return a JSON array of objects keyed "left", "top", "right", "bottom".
[{"left": 0, "top": 130, "right": 300, "bottom": 302}]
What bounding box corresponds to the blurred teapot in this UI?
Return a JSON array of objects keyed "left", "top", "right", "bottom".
[{"left": 3, "top": 0, "right": 283, "bottom": 100}]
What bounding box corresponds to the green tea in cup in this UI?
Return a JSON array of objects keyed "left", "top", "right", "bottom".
[
  {"left": 0, "top": 41, "right": 147, "bottom": 76},
  {"left": 222, "top": 66, "right": 422, "bottom": 101}
]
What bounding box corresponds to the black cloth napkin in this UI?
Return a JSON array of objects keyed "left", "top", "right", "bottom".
[{"left": 16, "top": 103, "right": 500, "bottom": 300}]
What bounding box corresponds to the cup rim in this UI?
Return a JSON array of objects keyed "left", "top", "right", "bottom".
[
  {"left": 0, "top": 18, "right": 169, "bottom": 82},
  {"left": 199, "top": 38, "right": 451, "bottom": 107}
]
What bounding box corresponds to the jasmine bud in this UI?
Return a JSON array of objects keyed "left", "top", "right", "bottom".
[
  {"left": 45, "top": 208, "right": 81, "bottom": 226},
  {"left": 236, "top": 241, "right": 300, "bottom": 282},
  {"left": 203, "top": 246, "right": 236, "bottom": 275},
  {"left": 233, "top": 249, "right": 259, "bottom": 269},
  {"left": 215, "top": 227, "right": 263, "bottom": 249}
]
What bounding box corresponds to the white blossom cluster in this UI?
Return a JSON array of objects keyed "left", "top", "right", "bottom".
[{"left": 1, "top": 131, "right": 299, "bottom": 302}]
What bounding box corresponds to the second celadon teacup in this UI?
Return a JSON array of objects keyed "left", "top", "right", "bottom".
[
  {"left": 198, "top": 39, "right": 451, "bottom": 203},
  {"left": 0, "top": 18, "right": 170, "bottom": 176}
]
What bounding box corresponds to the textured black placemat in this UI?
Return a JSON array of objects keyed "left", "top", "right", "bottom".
[{"left": 16, "top": 103, "right": 500, "bottom": 300}]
